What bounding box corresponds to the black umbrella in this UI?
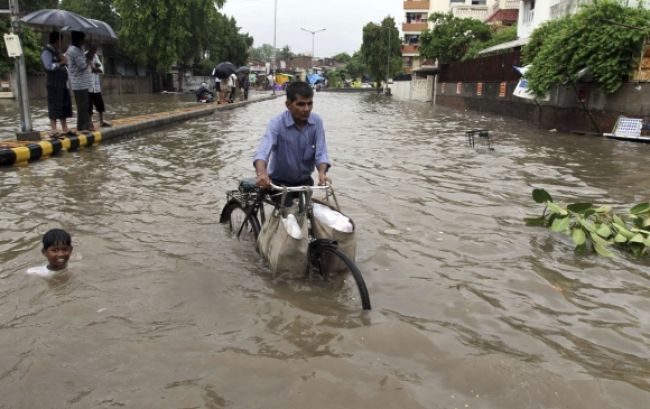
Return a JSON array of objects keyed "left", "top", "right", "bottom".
[
  {"left": 236, "top": 66, "right": 250, "bottom": 74},
  {"left": 21, "top": 9, "right": 97, "bottom": 33},
  {"left": 87, "top": 19, "right": 118, "bottom": 42},
  {"left": 212, "top": 62, "right": 236, "bottom": 79}
]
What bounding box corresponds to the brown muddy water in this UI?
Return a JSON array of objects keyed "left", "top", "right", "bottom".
[{"left": 1, "top": 92, "right": 649, "bottom": 408}]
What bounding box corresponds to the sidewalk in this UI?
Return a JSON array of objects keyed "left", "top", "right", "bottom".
[{"left": 0, "top": 95, "right": 276, "bottom": 167}]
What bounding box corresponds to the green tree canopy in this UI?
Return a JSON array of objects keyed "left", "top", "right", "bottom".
[
  {"left": 463, "top": 24, "right": 517, "bottom": 61},
  {"left": 249, "top": 43, "right": 275, "bottom": 61},
  {"left": 523, "top": 1, "right": 650, "bottom": 95},
  {"left": 360, "top": 16, "right": 400, "bottom": 86},
  {"left": 346, "top": 51, "right": 367, "bottom": 81},
  {"left": 332, "top": 52, "right": 352, "bottom": 64},
  {"left": 60, "top": 0, "right": 120, "bottom": 31},
  {"left": 419, "top": 12, "right": 491, "bottom": 63},
  {"left": 113, "top": 0, "right": 226, "bottom": 71}
]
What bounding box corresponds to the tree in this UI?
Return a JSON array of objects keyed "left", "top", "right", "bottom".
[
  {"left": 276, "top": 45, "right": 294, "bottom": 62},
  {"left": 419, "top": 12, "right": 491, "bottom": 63},
  {"left": 346, "top": 51, "right": 367, "bottom": 81},
  {"left": 360, "top": 16, "right": 400, "bottom": 87},
  {"left": 60, "top": 0, "right": 120, "bottom": 31},
  {"left": 0, "top": 19, "right": 42, "bottom": 77},
  {"left": 18, "top": 0, "right": 59, "bottom": 13},
  {"left": 113, "top": 0, "right": 225, "bottom": 72},
  {"left": 249, "top": 43, "right": 275, "bottom": 62},
  {"left": 463, "top": 24, "right": 517, "bottom": 61},
  {"left": 332, "top": 52, "right": 352, "bottom": 64},
  {"left": 523, "top": 1, "right": 650, "bottom": 96}
]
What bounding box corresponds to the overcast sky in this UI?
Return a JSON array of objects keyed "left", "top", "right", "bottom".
[{"left": 221, "top": 0, "right": 404, "bottom": 57}]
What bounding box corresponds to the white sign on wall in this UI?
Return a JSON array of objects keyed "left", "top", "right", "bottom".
[{"left": 3, "top": 33, "right": 22, "bottom": 57}]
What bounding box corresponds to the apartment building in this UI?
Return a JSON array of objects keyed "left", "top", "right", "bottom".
[{"left": 401, "top": 0, "right": 514, "bottom": 73}]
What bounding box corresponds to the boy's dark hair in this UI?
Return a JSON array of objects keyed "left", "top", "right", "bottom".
[
  {"left": 48, "top": 31, "right": 60, "bottom": 44},
  {"left": 71, "top": 31, "right": 85, "bottom": 47},
  {"left": 42, "top": 229, "right": 71, "bottom": 249},
  {"left": 286, "top": 81, "right": 313, "bottom": 101}
]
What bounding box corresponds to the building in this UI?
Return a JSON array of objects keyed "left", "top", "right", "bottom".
[
  {"left": 401, "top": 0, "right": 500, "bottom": 73},
  {"left": 518, "top": 0, "right": 650, "bottom": 39}
]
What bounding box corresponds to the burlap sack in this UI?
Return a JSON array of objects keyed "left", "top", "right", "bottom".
[
  {"left": 257, "top": 209, "right": 309, "bottom": 279},
  {"left": 311, "top": 200, "right": 356, "bottom": 275}
]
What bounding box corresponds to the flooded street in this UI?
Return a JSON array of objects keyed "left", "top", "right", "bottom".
[{"left": 1, "top": 92, "right": 649, "bottom": 408}]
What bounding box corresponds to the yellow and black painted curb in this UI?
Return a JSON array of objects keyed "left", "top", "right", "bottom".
[
  {"left": 0, "top": 94, "right": 278, "bottom": 167},
  {"left": 0, "top": 131, "right": 102, "bottom": 166}
]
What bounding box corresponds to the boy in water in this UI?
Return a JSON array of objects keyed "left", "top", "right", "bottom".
[{"left": 26, "top": 229, "right": 73, "bottom": 279}]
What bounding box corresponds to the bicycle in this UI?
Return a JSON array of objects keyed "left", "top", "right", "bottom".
[{"left": 220, "top": 177, "right": 371, "bottom": 310}]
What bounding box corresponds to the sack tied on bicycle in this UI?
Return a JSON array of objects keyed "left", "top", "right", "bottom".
[
  {"left": 257, "top": 207, "right": 309, "bottom": 279},
  {"left": 311, "top": 200, "right": 356, "bottom": 276}
]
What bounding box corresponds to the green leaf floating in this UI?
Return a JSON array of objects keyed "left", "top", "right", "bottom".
[
  {"left": 630, "top": 203, "right": 650, "bottom": 215},
  {"left": 525, "top": 189, "right": 649, "bottom": 258},
  {"left": 571, "top": 228, "right": 586, "bottom": 246},
  {"left": 532, "top": 188, "right": 553, "bottom": 204},
  {"left": 568, "top": 203, "right": 593, "bottom": 213},
  {"left": 551, "top": 216, "right": 570, "bottom": 232}
]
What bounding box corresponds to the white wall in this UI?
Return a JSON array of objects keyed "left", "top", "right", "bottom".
[
  {"left": 391, "top": 81, "right": 412, "bottom": 100},
  {"left": 390, "top": 77, "right": 434, "bottom": 102}
]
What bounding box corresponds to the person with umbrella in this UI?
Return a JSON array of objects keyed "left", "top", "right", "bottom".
[
  {"left": 66, "top": 31, "right": 93, "bottom": 132},
  {"left": 236, "top": 66, "right": 250, "bottom": 101},
  {"left": 40, "top": 31, "right": 73, "bottom": 138}
]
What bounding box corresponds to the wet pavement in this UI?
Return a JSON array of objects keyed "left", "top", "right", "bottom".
[{"left": 1, "top": 92, "right": 649, "bottom": 408}]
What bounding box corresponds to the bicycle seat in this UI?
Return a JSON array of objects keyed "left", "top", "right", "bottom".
[{"left": 239, "top": 177, "right": 258, "bottom": 193}]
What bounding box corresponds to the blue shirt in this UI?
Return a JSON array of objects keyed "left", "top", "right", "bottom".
[{"left": 254, "top": 110, "right": 331, "bottom": 184}]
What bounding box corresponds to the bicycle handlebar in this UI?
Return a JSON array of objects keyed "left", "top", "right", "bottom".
[{"left": 269, "top": 183, "right": 332, "bottom": 193}]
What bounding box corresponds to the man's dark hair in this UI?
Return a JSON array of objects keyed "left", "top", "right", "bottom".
[
  {"left": 42, "top": 228, "right": 71, "bottom": 249},
  {"left": 48, "top": 31, "right": 60, "bottom": 44},
  {"left": 286, "top": 81, "right": 313, "bottom": 101},
  {"left": 71, "top": 31, "right": 85, "bottom": 47}
]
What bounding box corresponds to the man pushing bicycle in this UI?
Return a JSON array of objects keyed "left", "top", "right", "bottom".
[{"left": 253, "top": 81, "right": 332, "bottom": 189}]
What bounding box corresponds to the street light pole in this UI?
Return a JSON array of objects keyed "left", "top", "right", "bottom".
[
  {"left": 8, "top": 0, "right": 33, "bottom": 133},
  {"left": 272, "top": 0, "right": 277, "bottom": 94},
  {"left": 386, "top": 28, "right": 391, "bottom": 86},
  {"left": 300, "top": 27, "right": 326, "bottom": 69}
]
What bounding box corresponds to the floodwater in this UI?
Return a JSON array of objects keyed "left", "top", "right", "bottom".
[{"left": 1, "top": 92, "right": 649, "bottom": 408}]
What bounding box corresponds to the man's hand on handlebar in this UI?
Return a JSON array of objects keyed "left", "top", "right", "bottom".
[
  {"left": 256, "top": 173, "right": 272, "bottom": 189},
  {"left": 318, "top": 172, "right": 331, "bottom": 186}
]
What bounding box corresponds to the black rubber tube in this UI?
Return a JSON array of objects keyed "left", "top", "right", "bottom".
[
  {"left": 312, "top": 244, "right": 371, "bottom": 310},
  {"left": 220, "top": 200, "right": 260, "bottom": 240}
]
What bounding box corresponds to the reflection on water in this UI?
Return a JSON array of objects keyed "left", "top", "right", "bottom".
[{"left": 1, "top": 92, "right": 649, "bottom": 408}]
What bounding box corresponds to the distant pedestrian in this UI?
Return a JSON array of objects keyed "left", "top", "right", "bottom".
[
  {"left": 212, "top": 67, "right": 224, "bottom": 104},
  {"left": 41, "top": 31, "right": 72, "bottom": 138},
  {"left": 66, "top": 31, "right": 93, "bottom": 132},
  {"left": 86, "top": 44, "right": 111, "bottom": 128},
  {"left": 240, "top": 73, "right": 250, "bottom": 101},
  {"left": 227, "top": 72, "right": 237, "bottom": 103}
]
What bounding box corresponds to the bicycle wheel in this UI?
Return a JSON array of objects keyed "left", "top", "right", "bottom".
[
  {"left": 220, "top": 199, "right": 260, "bottom": 241},
  {"left": 310, "top": 241, "right": 371, "bottom": 310}
]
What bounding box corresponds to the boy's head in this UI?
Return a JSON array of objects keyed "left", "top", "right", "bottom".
[
  {"left": 48, "top": 31, "right": 60, "bottom": 46},
  {"left": 285, "top": 81, "right": 314, "bottom": 125},
  {"left": 71, "top": 30, "right": 85, "bottom": 47},
  {"left": 41, "top": 229, "right": 73, "bottom": 271}
]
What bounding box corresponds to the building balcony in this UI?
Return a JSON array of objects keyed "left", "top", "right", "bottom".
[
  {"left": 491, "top": 0, "right": 521, "bottom": 12},
  {"left": 550, "top": 0, "right": 593, "bottom": 19},
  {"left": 402, "top": 22, "right": 428, "bottom": 33},
  {"left": 452, "top": 5, "right": 490, "bottom": 21},
  {"left": 404, "top": 0, "right": 430, "bottom": 11},
  {"left": 401, "top": 44, "right": 420, "bottom": 56}
]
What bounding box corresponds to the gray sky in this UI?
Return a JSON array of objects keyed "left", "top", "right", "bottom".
[{"left": 221, "top": 0, "right": 404, "bottom": 58}]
